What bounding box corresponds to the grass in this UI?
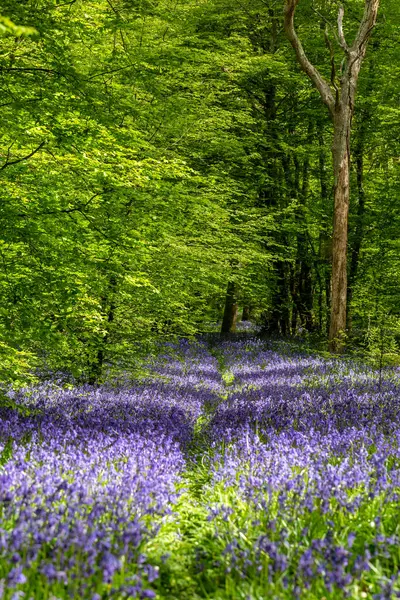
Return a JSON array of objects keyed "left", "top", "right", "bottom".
[{"left": 143, "top": 474, "right": 400, "bottom": 599}]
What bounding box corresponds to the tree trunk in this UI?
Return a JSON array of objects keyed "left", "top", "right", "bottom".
[
  {"left": 347, "top": 52, "right": 375, "bottom": 331},
  {"left": 266, "top": 261, "right": 290, "bottom": 336},
  {"left": 347, "top": 139, "right": 365, "bottom": 330},
  {"left": 299, "top": 262, "right": 314, "bottom": 330},
  {"left": 221, "top": 281, "right": 238, "bottom": 336},
  {"left": 329, "top": 113, "right": 351, "bottom": 351},
  {"left": 284, "top": 0, "right": 380, "bottom": 352},
  {"left": 89, "top": 273, "right": 117, "bottom": 384},
  {"left": 242, "top": 305, "right": 251, "bottom": 321},
  {"left": 318, "top": 123, "right": 331, "bottom": 335},
  {"left": 290, "top": 263, "right": 298, "bottom": 334},
  {"left": 297, "top": 122, "right": 314, "bottom": 331}
]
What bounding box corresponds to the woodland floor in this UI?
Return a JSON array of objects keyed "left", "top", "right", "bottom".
[{"left": 1, "top": 337, "right": 400, "bottom": 599}]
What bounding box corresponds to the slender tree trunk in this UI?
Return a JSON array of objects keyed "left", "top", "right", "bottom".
[
  {"left": 242, "top": 305, "right": 251, "bottom": 321},
  {"left": 329, "top": 113, "right": 351, "bottom": 351},
  {"left": 347, "top": 52, "right": 375, "bottom": 331},
  {"left": 297, "top": 122, "right": 314, "bottom": 331},
  {"left": 347, "top": 138, "right": 365, "bottom": 330},
  {"left": 318, "top": 124, "right": 331, "bottom": 335},
  {"left": 266, "top": 261, "right": 290, "bottom": 336},
  {"left": 253, "top": 13, "right": 292, "bottom": 339},
  {"left": 290, "top": 263, "right": 298, "bottom": 334},
  {"left": 318, "top": 280, "right": 323, "bottom": 332},
  {"left": 300, "top": 262, "right": 314, "bottom": 330},
  {"left": 280, "top": 263, "right": 291, "bottom": 336},
  {"left": 221, "top": 281, "right": 238, "bottom": 336},
  {"left": 89, "top": 273, "right": 117, "bottom": 384}
]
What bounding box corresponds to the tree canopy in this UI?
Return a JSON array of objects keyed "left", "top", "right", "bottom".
[{"left": 0, "top": 0, "right": 399, "bottom": 381}]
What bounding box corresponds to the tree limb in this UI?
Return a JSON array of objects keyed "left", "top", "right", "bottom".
[
  {"left": 284, "top": 0, "right": 335, "bottom": 114},
  {"left": 54, "top": 0, "right": 77, "bottom": 7},
  {"left": 0, "top": 67, "right": 65, "bottom": 77},
  {"left": 351, "top": 0, "right": 380, "bottom": 55},
  {"left": 324, "top": 27, "right": 338, "bottom": 97},
  {"left": 0, "top": 140, "right": 45, "bottom": 171},
  {"left": 54, "top": 0, "right": 76, "bottom": 9},
  {"left": 337, "top": 5, "right": 349, "bottom": 52},
  {"left": 340, "top": 0, "right": 380, "bottom": 109}
]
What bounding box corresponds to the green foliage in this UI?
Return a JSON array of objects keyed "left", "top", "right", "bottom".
[
  {"left": 143, "top": 453, "right": 400, "bottom": 600},
  {"left": 0, "top": 0, "right": 399, "bottom": 380},
  {"left": 0, "top": 14, "right": 36, "bottom": 37}
]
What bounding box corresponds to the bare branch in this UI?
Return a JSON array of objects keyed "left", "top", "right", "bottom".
[
  {"left": 105, "top": 0, "right": 125, "bottom": 20},
  {"left": 310, "top": 0, "right": 332, "bottom": 29},
  {"left": 0, "top": 67, "right": 65, "bottom": 77},
  {"left": 284, "top": 0, "right": 335, "bottom": 114},
  {"left": 338, "top": 5, "right": 349, "bottom": 52},
  {"left": 54, "top": 0, "right": 77, "bottom": 7},
  {"left": 85, "top": 64, "right": 134, "bottom": 80},
  {"left": 324, "top": 27, "right": 340, "bottom": 105},
  {"left": 4, "top": 142, "right": 15, "bottom": 166},
  {"left": 339, "top": 0, "right": 380, "bottom": 109},
  {"left": 17, "top": 193, "right": 104, "bottom": 218},
  {"left": 351, "top": 0, "right": 380, "bottom": 56},
  {"left": 0, "top": 140, "right": 45, "bottom": 171}
]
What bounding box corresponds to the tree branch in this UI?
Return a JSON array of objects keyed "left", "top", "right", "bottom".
[
  {"left": 351, "top": 0, "right": 380, "bottom": 55},
  {"left": 0, "top": 140, "right": 45, "bottom": 171},
  {"left": 337, "top": 5, "right": 350, "bottom": 52},
  {"left": 85, "top": 64, "right": 134, "bottom": 80},
  {"left": 0, "top": 67, "right": 65, "bottom": 77},
  {"left": 284, "top": 0, "right": 335, "bottom": 114},
  {"left": 324, "top": 27, "right": 338, "bottom": 94},
  {"left": 340, "top": 0, "right": 380, "bottom": 109},
  {"left": 54, "top": 0, "right": 77, "bottom": 7},
  {"left": 16, "top": 193, "right": 104, "bottom": 218}
]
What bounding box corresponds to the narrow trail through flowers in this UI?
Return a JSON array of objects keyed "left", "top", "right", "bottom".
[{"left": 1, "top": 338, "right": 400, "bottom": 599}]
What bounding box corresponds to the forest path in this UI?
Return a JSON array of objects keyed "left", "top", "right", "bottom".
[{"left": 144, "top": 339, "right": 263, "bottom": 600}]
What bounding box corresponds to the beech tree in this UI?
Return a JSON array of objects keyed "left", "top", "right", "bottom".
[{"left": 284, "top": 0, "right": 380, "bottom": 351}]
